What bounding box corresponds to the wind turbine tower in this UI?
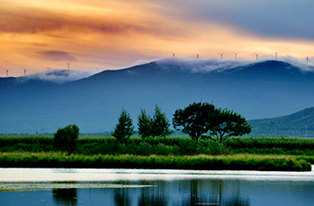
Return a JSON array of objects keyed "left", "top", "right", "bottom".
[
  {"left": 197, "top": 54, "right": 199, "bottom": 59},
  {"left": 172, "top": 52, "right": 175, "bottom": 57},
  {"left": 24, "top": 69, "right": 26, "bottom": 76},
  {"left": 6, "top": 69, "right": 9, "bottom": 77},
  {"left": 306, "top": 56, "right": 309, "bottom": 64},
  {"left": 67, "top": 63, "right": 70, "bottom": 70},
  {"left": 220, "top": 53, "right": 224, "bottom": 60},
  {"left": 234, "top": 53, "right": 239, "bottom": 61},
  {"left": 255, "top": 53, "right": 259, "bottom": 61},
  {"left": 275, "top": 52, "right": 278, "bottom": 60}
]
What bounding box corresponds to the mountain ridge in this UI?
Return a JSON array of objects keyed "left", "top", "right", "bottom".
[{"left": 1, "top": 59, "right": 314, "bottom": 134}]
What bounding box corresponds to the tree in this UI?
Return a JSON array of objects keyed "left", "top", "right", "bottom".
[
  {"left": 152, "top": 105, "right": 172, "bottom": 137},
  {"left": 208, "top": 108, "right": 252, "bottom": 142},
  {"left": 53, "top": 124, "right": 79, "bottom": 155},
  {"left": 138, "top": 109, "right": 153, "bottom": 139},
  {"left": 173, "top": 102, "right": 251, "bottom": 142},
  {"left": 173, "top": 102, "right": 216, "bottom": 141},
  {"left": 112, "top": 108, "right": 134, "bottom": 143}
]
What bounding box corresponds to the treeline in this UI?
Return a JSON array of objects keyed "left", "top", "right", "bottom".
[{"left": 2, "top": 136, "right": 314, "bottom": 156}]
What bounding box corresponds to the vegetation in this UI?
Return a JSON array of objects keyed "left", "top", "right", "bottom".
[
  {"left": 173, "top": 102, "right": 251, "bottom": 142},
  {"left": 0, "top": 153, "right": 310, "bottom": 171},
  {"left": 249, "top": 107, "right": 314, "bottom": 137},
  {"left": 152, "top": 105, "right": 172, "bottom": 137},
  {"left": 173, "top": 102, "right": 215, "bottom": 141},
  {"left": 1, "top": 136, "right": 314, "bottom": 171},
  {"left": 208, "top": 108, "right": 251, "bottom": 142},
  {"left": 138, "top": 109, "right": 153, "bottom": 139},
  {"left": 53, "top": 124, "right": 79, "bottom": 155},
  {"left": 111, "top": 108, "right": 134, "bottom": 144}
]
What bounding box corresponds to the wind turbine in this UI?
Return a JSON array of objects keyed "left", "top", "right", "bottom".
[
  {"left": 234, "top": 53, "right": 239, "bottom": 61},
  {"left": 67, "top": 63, "right": 70, "bottom": 70},
  {"left": 275, "top": 52, "right": 278, "bottom": 60},
  {"left": 24, "top": 69, "right": 26, "bottom": 76},
  {"left": 255, "top": 53, "right": 259, "bottom": 61},
  {"left": 306, "top": 56, "right": 309, "bottom": 64},
  {"left": 220, "top": 53, "right": 224, "bottom": 60},
  {"left": 196, "top": 54, "right": 199, "bottom": 59},
  {"left": 6, "top": 69, "right": 9, "bottom": 77}
]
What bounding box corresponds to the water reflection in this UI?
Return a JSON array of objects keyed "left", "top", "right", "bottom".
[
  {"left": 52, "top": 182, "right": 78, "bottom": 206},
  {"left": 47, "top": 179, "right": 249, "bottom": 206},
  {"left": 3, "top": 177, "right": 314, "bottom": 206}
]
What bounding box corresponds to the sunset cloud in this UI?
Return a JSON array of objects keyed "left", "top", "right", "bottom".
[
  {"left": 37, "top": 51, "right": 77, "bottom": 62},
  {"left": 1, "top": 0, "right": 314, "bottom": 77}
]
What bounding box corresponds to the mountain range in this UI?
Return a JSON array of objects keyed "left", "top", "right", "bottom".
[
  {"left": 1, "top": 58, "right": 314, "bottom": 135},
  {"left": 249, "top": 107, "right": 314, "bottom": 137}
]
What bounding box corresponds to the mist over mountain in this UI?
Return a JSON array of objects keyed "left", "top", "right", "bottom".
[{"left": 1, "top": 58, "right": 314, "bottom": 134}]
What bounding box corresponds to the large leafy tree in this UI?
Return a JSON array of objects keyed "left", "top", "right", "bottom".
[
  {"left": 208, "top": 108, "right": 251, "bottom": 142},
  {"left": 138, "top": 109, "right": 153, "bottom": 139},
  {"left": 112, "top": 108, "right": 134, "bottom": 143},
  {"left": 152, "top": 105, "right": 172, "bottom": 137},
  {"left": 173, "top": 102, "right": 216, "bottom": 141},
  {"left": 173, "top": 102, "right": 251, "bottom": 142},
  {"left": 53, "top": 124, "right": 80, "bottom": 155}
]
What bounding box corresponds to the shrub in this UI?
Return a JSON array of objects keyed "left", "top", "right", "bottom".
[{"left": 53, "top": 124, "right": 79, "bottom": 155}]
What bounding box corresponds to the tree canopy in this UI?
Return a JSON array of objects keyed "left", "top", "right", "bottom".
[
  {"left": 112, "top": 108, "right": 134, "bottom": 143},
  {"left": 53, "top": 124, "right": 79, "bottom": 155},
  {"left": 173, "top": 102, "right": 215, "bottom": 141},
  {"left": 208, "top": 108, "right": 252, "bottom": 142},
  {"left": 138, "top": 109, "right": 153, "bottom": 139},
  {"left": 152, "top": 105, "right": 172, "bottom": 137},
  {"left": 173, "top": 102, "right": 251, "bottom": 142}
]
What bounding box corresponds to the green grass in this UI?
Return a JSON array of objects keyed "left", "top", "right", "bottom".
[
  {"left": 0, "top": 153, "right": 310, "bottom": 171},
  {"left": 1, "top": 136, "right": 314, "bottom": 171}
]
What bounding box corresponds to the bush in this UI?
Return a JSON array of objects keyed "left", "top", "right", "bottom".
[{"left": 53, "top": 124, "right": 79, "bottom": 155}]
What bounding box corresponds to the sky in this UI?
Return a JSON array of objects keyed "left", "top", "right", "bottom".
[{"left": 1, "top": 0, "right": 314, "bottom": 77}]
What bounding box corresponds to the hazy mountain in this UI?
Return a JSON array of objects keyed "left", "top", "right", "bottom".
[
  {"left": 249, "top": 107, "right": 314, "bottom": 137},
  {"left": 1, "top": 58, "right": 314, "bottom": 134}
]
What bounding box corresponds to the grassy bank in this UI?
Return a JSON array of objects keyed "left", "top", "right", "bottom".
[
  {"left": 0, "top": 153, "right": 311, "bottom": 171},
  {"left": 1, "top": 136, "right": 314, "bottom": 156},
  {"left": 1, "top": 136, "right": 314, "bottom": 171}
]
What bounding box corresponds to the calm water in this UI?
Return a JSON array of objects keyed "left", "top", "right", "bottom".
[{"left": 1, "top": 168, "right": 314, "bottom": 206}]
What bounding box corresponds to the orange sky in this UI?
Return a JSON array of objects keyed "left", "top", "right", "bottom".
[{"left": 1, "top": 0, "right": 314, "bottom": 77}]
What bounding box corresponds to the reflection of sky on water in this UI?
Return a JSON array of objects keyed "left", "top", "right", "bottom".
[
  {"left": 1, "top": 179, "right": 314, "bottom": 206},
  {"left": 0, "top": 168, "right": 314, "bottom": 182},
  {"left": 1, "top": 169, "right": 314, "bottom": 206}
]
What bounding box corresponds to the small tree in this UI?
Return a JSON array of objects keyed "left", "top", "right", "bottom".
[
  {"left": 173, "top": 102, "right": 251, "bottom": 142},
  {"left": 152, "top": 105, "right": 172, "bottom": 137},
  {"left": 208, "top": 108, "right": 252, "bottom": 142},
  {"left": 173, "top": 102, "right": 216, "bottom": 141},
  {"left": 138, "top": 109, "right": 153, "bottom": 139},
  {"left": 53, "top": 124, "right": 79, "bottom": 155},
  {"left": 112, "top": 108, "right": 134, "bottom": 143}
]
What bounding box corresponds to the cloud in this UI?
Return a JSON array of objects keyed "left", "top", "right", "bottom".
[
  {"left": 156, "top": 56, "right": 314, "bottom": 74},
  {"left": 156, "top": 57, "right": 250, "bottom": 73},
  {"left": 38, "top": 51, "right": 77, "bottom": 62},
  {"left": 22, "top": 69, "right": 100, "bottom": 83},
  {"left": 0, "top": 2, "right": 182, "bottom": 38}
]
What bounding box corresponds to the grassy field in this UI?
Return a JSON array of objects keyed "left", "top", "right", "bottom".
[
  {"left": 0, "top": 136, "right": 313, "bottom": 171},
  {"left": 0, "top": 152, "right": 310, "bottom": 171}
]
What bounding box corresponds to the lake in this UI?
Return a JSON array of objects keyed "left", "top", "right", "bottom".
[{"left": 1, "top": 168, "right": 314, "bottom": 206}]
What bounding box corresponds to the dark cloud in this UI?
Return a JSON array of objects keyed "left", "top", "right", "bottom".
[
  {"left": 0, "top": 4, "right": 182, "bottom": 38},
  {"left": 38, "top": 51, "right": 77, "bottom": 62}
]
